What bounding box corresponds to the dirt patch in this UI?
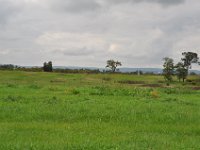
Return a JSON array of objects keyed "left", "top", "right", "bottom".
[
  {"left": 118, "top": 80, "right": 145, "bottom": 84},
  {"left": 102, "top": 77, "right": 112, "bottom": 81},
  {"left": 141, "top": 84, "right": 163, "bottom": 88},
  {"left": 157, "top": 80, "right": 165, "bottom": 83},
  {"left": 191, "top": 87, "right": 200, "bottom": 90},
  {"left": 50, "top": 78, "right": 67, "bottom": 83}
]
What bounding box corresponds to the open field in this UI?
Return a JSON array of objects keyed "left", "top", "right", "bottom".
[{"left": 0, "top": 71, "right": 200, "bottom": 149}]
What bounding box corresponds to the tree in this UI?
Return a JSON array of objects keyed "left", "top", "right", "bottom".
[
  {"left": 175, "top": 62, "right": 188, "bottom": 82},
  {"left": 43, "top": 61, "right": 53, "bottom": 72},
  {"left": 163, "top": 57, "right": 174, "bottom": 83},
  {"left": 0, "top": 64, "right": 15, "bottom": 70},
  {"left": 181, "top": 52, "right": 199, "bottom": 71},
  {"left": 48, "top": 61, "right": 53, "bottom": 72},
  {"left": 106, "top": 60, "right": 122, "bottom": 72}
]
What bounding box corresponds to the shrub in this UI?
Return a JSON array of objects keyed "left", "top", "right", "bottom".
[
  {"left": 102, "top": 77, "right": 112, "bottom": 81},
  {"left": 118, "top": 80, "right": 145, "bottom": 84},
  {"left": 29, "top": 84, "right": 41, "bottom": 89},
  {"left": 150, "top": 90, "right": 159, "bottom": 98},
  {"left": 72, "top": 89, "right": 80, "bottom": 95},
  {"left": 6, "top": 83, "right": 17, "bottom": 88},
  {"left": 47, "top": 96, "right": 59, "bottom": 104},
  {"left": 186, "top": 79, "right": 193, "bottom": 83},
  {"left": 4, "top": 95, "right": 22, "bottom": 102}
]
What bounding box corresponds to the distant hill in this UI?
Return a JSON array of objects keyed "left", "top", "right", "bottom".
[
  {"left": 121, "top": 68, "right": 200, "bottom": 74},
  {"left": 119, "top": 68, "right": 162, "bottom": 74},
  {"left": 53, "top": 66, "right": 200, "bottom": 74},
  {"left": 17, "top": 65, "right": 200, "bottom": 74}
]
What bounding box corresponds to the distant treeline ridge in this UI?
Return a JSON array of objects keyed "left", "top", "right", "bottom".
[{"left": 0, "top": 64, "right": 162, "bottom": 75}]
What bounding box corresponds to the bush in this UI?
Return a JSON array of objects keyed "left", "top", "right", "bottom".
[
  {"left": 4, "top": 95, "right": 22, "bottom": 102},
  {"left": 118, "top": 80, "right": 145, "bottom": 84},
  {"left": 186, "top": 79, "right": 193, "bottom": 83},
  {"left": 72, "top": 89, "right": 80, "bottom": 95},
  {"left": 102, "top": 77, "right": 112, "bottom": 81},
  {"left": 150, "top": 90, "right": 159, "bottom": 98}
]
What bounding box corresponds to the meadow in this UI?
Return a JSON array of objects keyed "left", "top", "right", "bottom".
[{"left": 0, "top": 71, "right": 200, "bottom": 150}]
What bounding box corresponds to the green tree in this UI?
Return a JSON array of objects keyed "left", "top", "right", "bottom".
[
  {"left": 163, "top": 57, "right": 174, "bottom": 83},
  {"left": 106, "top": 60, "right": 122, "bottom": 72},
  {"left": 175, "top": 62, "right": 188, "bottom": 82},
  {"left": 48, "top": 61, "right": 53, "bottom": 72},
  {"left": 0, "top": 64, "right": 15, "bottom": 70},
  {"left": 181, "top": 52, "right": 199, "bottom": 71},
  {"left": 43, "top": 61, "right": 53, "bottom": 72}
]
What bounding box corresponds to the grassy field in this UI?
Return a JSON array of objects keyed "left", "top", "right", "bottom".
[{"left": 0, "top": 71, "right": 200, "bottom": 149}]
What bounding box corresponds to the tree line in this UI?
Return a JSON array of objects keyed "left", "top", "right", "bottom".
[
  {"left": 163, "top": 52, "right": 199, "bottom": 83},
  {"left": 0, "top": 52, "right": 199, "bottom": 77},
  {"left": 0, "top": 62, "right": 101, "bottom": 74}
]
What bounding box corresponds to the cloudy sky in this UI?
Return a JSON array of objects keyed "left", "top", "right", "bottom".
[{"left": 0, "top": 0, "right": 200, "bottom": 68}]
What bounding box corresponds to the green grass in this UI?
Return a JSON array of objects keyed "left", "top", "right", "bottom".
[{"left": 0, "top": 71, "right": 200, "bottom": 149}]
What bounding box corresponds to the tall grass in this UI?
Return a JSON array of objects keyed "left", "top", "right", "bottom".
[{"left": 0, "top": 71, "right": 200, "bottom": 149}]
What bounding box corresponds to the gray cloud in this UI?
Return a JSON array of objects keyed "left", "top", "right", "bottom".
[
  {"left": 153, "top": 0, "right": 185, "bottom": 5},
  {"left": 0, "top": 0, "right": 200, "bottom": 68},
  {"left": 49, "top": 0, "right": 185, "bottom": 14},
  {"left": 50, "top": 0, "right": 101, "bottom": 13},
  {"left": 54, "top": 47, "right": 94, "bottom": 56},
  {"left": 0, "top": 0, "right": 21, "bottom": 25},
  {"left": 108, "top": 0, "right": 185, "bottom": 6}
]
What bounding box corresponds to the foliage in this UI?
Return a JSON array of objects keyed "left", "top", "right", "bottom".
[
  {"left": 175, "top": 62, "right": 188, "bottom": 82},
  {"left": 162, "top": 57, "right": 174, "bottom": 82},
  {"left": 106, "top": 59, "right": 122, "bottom": 72},
  {"left": 150, "top": 90, "right": 159, "bottom": 98},
  {"left": 181, "top": 52, "right": 199, "bottom": 70},
  {"left": 54, "top": 68, "right": 100, "bottom": 74},
  {"left": 102, "top": 77, "right": 112, "bottom": 81},
  {"left": 0, "top": 64, "right": 16, "bottom": 70},
  {"left": 43, "top": 61, "right": 53, "bottom": 72},
  {"left": 16, "top": 67, "right": 43, "bottom": 72}
]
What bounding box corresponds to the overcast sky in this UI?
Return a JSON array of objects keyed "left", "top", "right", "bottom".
[{"left": 0, "top": 0, "right": 200, "bottom": 68}]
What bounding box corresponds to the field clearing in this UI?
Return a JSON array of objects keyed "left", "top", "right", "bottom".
[{"left": 0, "top": 71, "right": 200, "bottom": 149}]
